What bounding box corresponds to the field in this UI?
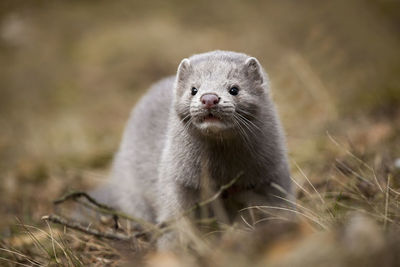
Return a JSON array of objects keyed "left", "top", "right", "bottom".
[{"left": 0, "top": 1, "right": 400, "bottom": 266}]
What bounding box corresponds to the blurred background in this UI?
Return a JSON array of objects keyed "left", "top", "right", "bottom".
[{"left": 0, "top": 0, "right": 399, "bottom": 254}]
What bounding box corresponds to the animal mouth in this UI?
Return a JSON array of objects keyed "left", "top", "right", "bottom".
[
  {"left": 193, "top": 111, "right": 233, "bottom": 134},
  {"left": 201, "top": 113, "right": 221, "bottom": 123}
]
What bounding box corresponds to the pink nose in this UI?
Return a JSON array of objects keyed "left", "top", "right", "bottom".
[{"left": 200, "top": 93, "right": 220, "bottom": 108}]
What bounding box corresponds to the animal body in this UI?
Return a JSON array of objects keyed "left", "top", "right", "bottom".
[{"left": 92, "top": 50, "right": 293, "bottom": 248}]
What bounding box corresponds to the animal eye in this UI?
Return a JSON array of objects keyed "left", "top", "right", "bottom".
[
  {"left": 229, "top": 86, "right": 239, "bottom": 96},
  {"left": 191, "top": 87, "right": 198, "bottom": 96}
]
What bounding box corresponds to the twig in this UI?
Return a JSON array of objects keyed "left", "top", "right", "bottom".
[
  {"left": 41, "top": 214, "right": 146, "bottom": 241},
  {"left": 54, "top": 191, "right": 114, "bottom": 211},
  {"left": 54, "top": 191, "right": 158, "bottom": 231},
  {"left": 160, "top": 172, "right": 243, "bottom": 228},
  {"left": 196, "top": 172, "right": 242, "bottom": 208},
  {"left": 49, "top": 174, "right": 243, "bottom": 240}
]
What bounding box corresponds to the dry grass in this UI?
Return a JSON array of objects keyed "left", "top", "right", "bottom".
[{"left": 0, "top": 0, "right": 399, "bottom": 266}]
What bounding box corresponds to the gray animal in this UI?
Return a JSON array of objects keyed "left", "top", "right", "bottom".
[{"left": 92, "top": 50, "right": 293, "bottom": 248}]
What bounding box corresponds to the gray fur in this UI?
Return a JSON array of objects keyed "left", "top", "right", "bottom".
[{"left": 92, "top": 50, "right": 292, "bottom": 247}]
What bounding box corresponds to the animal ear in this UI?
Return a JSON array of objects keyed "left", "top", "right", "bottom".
[
  {"left": 176, "top": 58, "right": 192, "bottom": 83},
  {"left": 244, "top": 57, "right": 263, "bottom": 84}
]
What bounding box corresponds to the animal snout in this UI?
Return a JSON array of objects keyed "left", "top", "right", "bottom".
[{"left": 200, "top": 93, "right": 220, "bottom": 109}]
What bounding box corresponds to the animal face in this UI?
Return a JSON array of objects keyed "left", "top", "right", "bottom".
[{"left": 174, "top": 51, "right": 269, "bottom": 138}]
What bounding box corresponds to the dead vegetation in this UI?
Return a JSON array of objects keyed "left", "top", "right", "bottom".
[{"left": 0, "top": 0, "right": 399, "bottom": 266}]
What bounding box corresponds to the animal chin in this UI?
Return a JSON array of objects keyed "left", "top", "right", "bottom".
[{"left": 193, "top": 113, "right": 229, "bottom": 133}]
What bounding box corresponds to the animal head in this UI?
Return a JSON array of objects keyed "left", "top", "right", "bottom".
[{"left": 174, "top": 50, "right": 270, "bottom": 138}]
